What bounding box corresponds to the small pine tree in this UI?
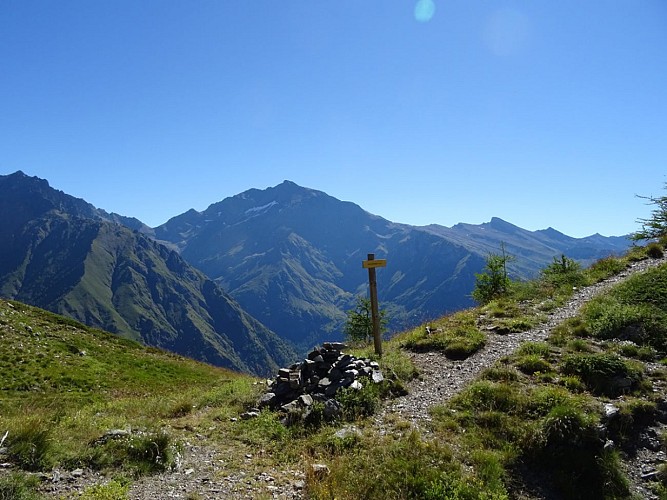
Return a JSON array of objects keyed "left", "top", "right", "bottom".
[
  {"left": 472, "top": 243, "right": 514, "bottom": 304},
  {"left": 632, "top": 183, "right": 667, "bottom": 241},
  {"left": 344, "top": 296, "right": 387, "bottom": 344},
  {"left": 541, "top": 254, "right": 585, "bottom": 287}
]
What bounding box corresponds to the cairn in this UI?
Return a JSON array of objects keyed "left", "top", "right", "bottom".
[{"left": 255, "top": 342, "right": 384, "bottom": 423}]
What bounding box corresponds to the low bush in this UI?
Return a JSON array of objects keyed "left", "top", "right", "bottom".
[
  {"left": 6, "top": 418, "right": 54, "bottom": 471},
  {"left": 647, "top": 242, "right": 664, "bottom": 259},
  {"left": 541, "top": 255, "right": 586, "bottom": 288},
  {"left": 79, "top": 479, "right": 131, "bottom": 499},
  {"left": 525, "top": 386, "right": 581, "bottom": 417},
  {"left": 338, "top": 383, "right": 381, "bottom": 420},
  {"left": 566, "top": 338, "right": 593, "bottom": 353},
  {"left": 515, "top": 355, "right": 552, "bottom": 375},
  {"left": 584, "top": 266, "right": 667, "bottom": 353},
  {"left": 404, "top": 323, "right": 486, "bottom": 360},
  {"left": 452, "top": 381, "right": 524, "bottom": 414},
  {"left": 480, "top": 367, "right": 519, "bottom": 382},
  {"left": 0, "top": 472, "right": 41, "bottom": 500},
  {"left": 516, "top": 342, "right": 551, "bottom": 358},
  {"left": 585, "top": 256, "right": 628, "bottom": 283},
  {"left": 527, "top": 405, "right": 629, "bottom": 499},
  {"left": 561, "top": 353, "right": 642, "bottom": 397},
  {"left": 86, "top": 430, "right": 178, "bottom": 474},
  {"left": 307, "top": 430, "right": 508, "bottom": 500}
]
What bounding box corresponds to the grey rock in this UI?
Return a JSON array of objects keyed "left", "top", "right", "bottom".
[
  {"left": 310, "top": 463, "right": 330, "bottom": 478},
  {"left": 335, "top": 425, "right": 362, "bottom": 440},
  {"left": 372, "top": 370, "right": 384, "bottom": 383},
  {"left": 258, "top": 392, "right": 276, "bottom": 408},
  {"left": 299, "top": 394, "right": 314, "bottom": 407},
  {"left": 323, "top": 342, "right": 347, "bottom": 351},
  {"left": 324, "top": 399, "right": 342, "bottom": 419},
  {"left": 350, "top": 380, "right": 363, "bottom": 390},
  {"left": 604, "top": 403, "right": 620, "bottom": 419}
]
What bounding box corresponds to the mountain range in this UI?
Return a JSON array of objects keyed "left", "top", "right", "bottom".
[
  {"left": 0, "top": 171, "right": 295, "bottom": 376},
  {"left": 0, "top": 171, "right": 632, "bottom": 369}
]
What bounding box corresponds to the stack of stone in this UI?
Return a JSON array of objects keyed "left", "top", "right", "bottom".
[{"left": 257, "top": 342, "right": 384, "bottom": 420}]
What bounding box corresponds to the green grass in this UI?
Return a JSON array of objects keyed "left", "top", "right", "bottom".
[
  {"left": 0, "top": 298, "right": 262, "bottom": 484},
  {"left": 1, "top": 245, "right": 664, "bottom": 499},
  {"left": 401, "top": 310, "right": 486, "bottom": 359}
]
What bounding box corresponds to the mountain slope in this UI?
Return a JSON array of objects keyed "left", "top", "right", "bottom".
[
  {"left": 155, "top": 181, "right": 631, "bottom": 349},
  {"left": 0, "top": 171, "right": 296, "bottom": 376},
  {"left": 155, "top": 182, "right": 487, "bottom": 348}
]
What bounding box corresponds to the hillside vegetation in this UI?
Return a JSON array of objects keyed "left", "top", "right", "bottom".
[{"left": 1, "top": 240, "right": 667, "bottom": 498}]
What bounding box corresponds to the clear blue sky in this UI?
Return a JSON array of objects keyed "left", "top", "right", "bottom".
[{"left": 2, "top": 1, "right": 666, "bottom": 237}]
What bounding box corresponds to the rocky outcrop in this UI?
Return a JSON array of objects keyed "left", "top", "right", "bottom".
[{"left": 257, "top": 342, "right": 384, "bottom": 422}]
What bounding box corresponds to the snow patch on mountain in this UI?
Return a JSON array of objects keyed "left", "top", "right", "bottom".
[{"left": 245, "top": 201, "right": 278, "bottom": 215}]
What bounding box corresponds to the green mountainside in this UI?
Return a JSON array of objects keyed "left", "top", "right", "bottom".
[{"left": 0, "top": 171, "right": 296, "bottom": 376}]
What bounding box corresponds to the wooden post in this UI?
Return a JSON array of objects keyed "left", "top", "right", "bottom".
[{"left": 362, "top": 253, "right": 387, "bottom": 356}]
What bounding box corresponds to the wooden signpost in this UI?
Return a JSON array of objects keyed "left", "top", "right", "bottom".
[{"left": 362, "top": 253, "right": 386, "bottom": 356}]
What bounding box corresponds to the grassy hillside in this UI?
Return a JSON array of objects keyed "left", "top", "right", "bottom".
[
  {"left": 2, "top": 242, "right": 667, "bottom": 499},
  {"left": 0, "top": 300, "right": 264, "bottom": 486}
]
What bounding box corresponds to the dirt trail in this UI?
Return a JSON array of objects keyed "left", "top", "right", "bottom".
[{"left": 376, "top": 256, "right": 666, "bottom": 431}]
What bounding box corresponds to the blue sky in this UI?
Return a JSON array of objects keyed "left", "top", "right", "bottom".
[{"left": 1, "top": 1, "right": 665, "bottom": 237}]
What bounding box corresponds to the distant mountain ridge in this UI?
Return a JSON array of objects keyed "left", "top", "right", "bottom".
[
  {"left": 421, "top": 217, "right": 631, "bottom": 279},
  {"left": 154, "top": 181, "right": 632, "bottom": 349},
  {"left": 0, "top": 171, "right": 296, "bottom": 376}
]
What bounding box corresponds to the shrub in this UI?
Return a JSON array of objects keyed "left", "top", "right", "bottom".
[
  {"left": 566, "top": 338, "right": 593, "bottom": 353},
  {"left": 6, "top": 418, "right": 54, "bottom": 471},
  {"left": 526, "top": 386, "right": 580, "bottom": 417},
  {"left": 404, "top": 323, "right": 486, "bottom": 359},
  {"left": 549, "top": 318, "right": 589, "bottom": 347},
  {"left": 338, "top": 383, "right": 381, "bottom": 420},
  {"left": 306, "top": 430, "right": 508, "bottom": 500},
  {"left": 87, "top": 430, "right": 178, "bottom": 474},
  {"left": 516, "top": 342, "right": 550, "bottom": 358},
  {"left": 0, "top": 472, "right": 41, "bottom": 500},
  {"left": 542, "top": 403, "right": 596, "bottom": 446},
  {"left": 647, "top": 242, "right": 664, "bottom": 258},
  {"left": 584, "top": 298, "right": 650, "bottom": 343},
  {"left": 127, "top": 432, "right": 175, "bottom": 473},
  {"left": 585, "top": 268, "right": 667, "bottom": 353},
  {"left": 480, "top": 366, "right": 519, "bottom": 382},
  {"left": 472, "top": 245, "right": 514, "bottom": 305},
  {"left": 585, "top": 257, "right": 627, "bottom": 283},
  {"left": 166, "top": 399, "right": 194, "bottom": 418},
  {"left": 443, "top": 326, "right": 487, "bottom": 359},
  {"left": 454, "top": 381, "right": 523, "bottom": 414},
  {"left": 515, "top": 355, "right": 552, "bottom": 375},
  {"left": 561, "top": 353, "right": 641, "bottom": 396},
  {"left": 344, "top": 296, "right": 387, "bottom": 344},
  {"left": 541, "top": 254, "right": 586, "bottom": 288},
  {"left": 528, "top": 405, "right": 629, "bottom": 499},
  {"left": 632, "top": 183, "right": 667, "bottom": 241},
  {"left": 559, "top": 375, "right": 585, "bottom": 392},
  {"left": 80, "top": 479, "right": 130, "bottom": 499}
]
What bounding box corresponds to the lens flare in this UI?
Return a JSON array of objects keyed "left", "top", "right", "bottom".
[{"left": 414, "top": 0, "right": 436, "bottom": 23}]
